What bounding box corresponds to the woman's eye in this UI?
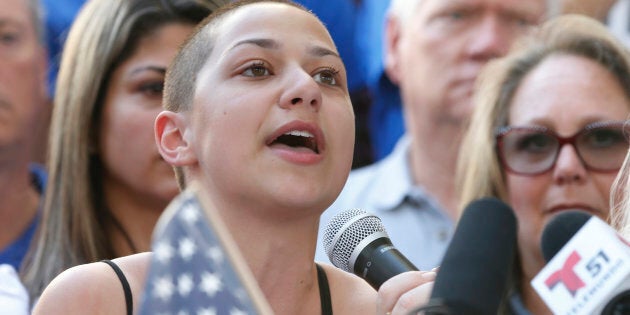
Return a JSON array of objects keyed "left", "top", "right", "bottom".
[
  {"left": 517, "top": 133, "right": 554, "bottom": 153},
  {"left": 515, "top": 17, "right": 531, "bottom": 27},
  {"left": 242, "top": 63, "right": 270, "bottom": 77},
  {"left": 139, "top": 82, "right": 164, "bottom": 97},
  {"left": 313, "top": 68, "right": 339, "bottom": 86},
  {"left": 585, "top": 129, "right": 625, "bottom": 148}
]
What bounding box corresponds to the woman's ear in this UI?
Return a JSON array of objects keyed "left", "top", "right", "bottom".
[{"left": 155, "top": 111, "right": 197, "bottom": 166}]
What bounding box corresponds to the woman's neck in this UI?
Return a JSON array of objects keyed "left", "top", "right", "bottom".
[
  {"left": 218, "top": 202, "right": 324, "bottom": 315},
  {"left": 520, "top": 278, "right": 552, "bottom": 315},
  {"left": 103, "top": 183, "right": 170, "bottom": 256}
]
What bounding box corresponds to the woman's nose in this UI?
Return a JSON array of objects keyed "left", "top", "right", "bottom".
[
  {"left": 552, "top": 144, "right": 587, "bottom": 184},
  {"left": 279, "top": 69, "right": 322, "bottom": 111}
]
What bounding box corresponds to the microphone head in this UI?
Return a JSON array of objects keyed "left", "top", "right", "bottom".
[
  {"left": 322, "top": 208, "right": 388, "bottom": 272},
  {"left": 540, "top": 210, "right": 592, "bottom": 262},
  {"left": 429, "top": 197, "right": 517, "bottom": 315}
]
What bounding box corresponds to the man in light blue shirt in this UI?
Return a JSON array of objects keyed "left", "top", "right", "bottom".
[{"left": 316, "top": 0, "right": 549, "bottom": 269}]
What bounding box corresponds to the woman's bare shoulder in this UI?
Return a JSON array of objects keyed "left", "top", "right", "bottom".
[
  {"left": 111, "top": 251, "right": 153, "bottom": 289},
  {"left": 319, "top": 263, "right": 377, "bottom": 315},
  {"left": 32, "top": 252, "right": 153, "bottom": 315}
]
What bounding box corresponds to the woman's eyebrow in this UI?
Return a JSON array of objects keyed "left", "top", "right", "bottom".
[
  {"left": 229, "top": 38, "right": 279, "bottom": 51},
  {"left": 228, "top": 37, "right": 340, "bottom": 59},
  {"left": 308, "top": 45, "right": 340, "bottom": 59},
  {"left": 129, "top": 65, "right": 166, "bottom": 76}
]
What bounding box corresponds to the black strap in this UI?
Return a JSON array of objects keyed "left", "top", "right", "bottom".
[
  {"left": 101, "top": 260, "right": 133, "bottom": 315},
  {"left": 316, "top": 263, "right": 333, "bottom": 315}
]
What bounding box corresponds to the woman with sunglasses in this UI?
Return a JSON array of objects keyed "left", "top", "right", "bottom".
[{"left": 456, "top": 14, "right": 630, "bottom": 315}]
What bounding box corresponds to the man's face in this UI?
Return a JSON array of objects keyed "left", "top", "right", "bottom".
[
  {"left": 386, "top": 0, "right": 546, "bottom": 128},
  {"left": 0, "top": 0, "right": 47, "bottom": 151}
]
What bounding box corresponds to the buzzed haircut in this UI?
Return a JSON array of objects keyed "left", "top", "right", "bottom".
[{"left": 163, "top": 0, "right": 309, "bottom": 113}]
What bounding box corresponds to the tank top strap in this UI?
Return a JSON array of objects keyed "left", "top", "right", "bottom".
[
  {"left": 316, "top": 263, "right": 333, "bottom": 315},
  {"left": 101, "top": 259, "right": 133, "bottom": 315}
]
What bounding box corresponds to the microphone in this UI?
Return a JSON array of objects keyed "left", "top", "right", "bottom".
[
  {"left": 540, "top": 210, "right": 591, "bottom": 262},
  {"left": 531, "top": 211, "right": 630, "bottom": 315},
  {"left": 418, "top": 197, "right": 518, "bottom": 315},
  {"left": 322, "top": 208, "right": 418, "bottom": 289}
]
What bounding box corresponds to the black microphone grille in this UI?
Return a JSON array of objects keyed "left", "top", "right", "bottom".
[
  {"left": 322, "top": 208, "right": 388, "bottom": 272},
  {"left": 541, "top": 210, "right": 592, "bottom": 262}
]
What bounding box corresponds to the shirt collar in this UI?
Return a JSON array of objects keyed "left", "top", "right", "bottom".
[
  {"left": 365, "top": 135, "right": 448, "bottom": 217},
  {"left": 29, "top": 163, "right": 47, "bottom": 194},
  {"left": 368, "top": 135, "right": 416, "bottom": 211}
]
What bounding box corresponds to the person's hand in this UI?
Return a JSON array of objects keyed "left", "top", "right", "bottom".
[{"left": 377, "top": 270, "right": 436, "bottom": 315}]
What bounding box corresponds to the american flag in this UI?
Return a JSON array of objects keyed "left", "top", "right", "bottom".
[{"left": 139, "top": 184, "right": 273, "bottom": 315}]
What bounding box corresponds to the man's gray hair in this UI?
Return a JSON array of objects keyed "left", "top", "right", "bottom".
[
  {"left": 387, "top": 0, "right": 422, "bottom": 25},
  {"left": 388, "top": 0, "right": 557, "bottom": 25},
  {"left": 27, "top": 0, "right": 46, "bottom": 43}
]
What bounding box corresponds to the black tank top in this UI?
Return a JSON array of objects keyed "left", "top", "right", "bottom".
[{"left": 102, "top": 260, "right": 333, "bottom": 315}]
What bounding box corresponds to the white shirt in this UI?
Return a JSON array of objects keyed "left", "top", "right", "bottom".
[{"left": 0, "top": 264, "right": 29, "bottom": 315}]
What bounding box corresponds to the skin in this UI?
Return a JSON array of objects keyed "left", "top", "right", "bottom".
[
  {"left": 99, "top": 23, "right": 192, "bottom": 255},
  {"left": 0, "top": 0, "right": 47, "bottom": 150},
  {"left": 384, "top": 0, "right": 547, "bottom": 217},
  {"left": 377, "top": 270, "right": 436, "bottom": 315},
  {"left": 177, "top": 7, "right": 356, "bottom": 220},
  {"left": 0, "top": 0, "right": 47, "bottom": 251},
  {"left": 34, "top": 3, "right": 376, "bottom": 315},
  {"left": 34, "top": 253, "right": 152, "bottom": 315},
  {"left": 506, "top": 54, "right": 630, "bottom": 314}
]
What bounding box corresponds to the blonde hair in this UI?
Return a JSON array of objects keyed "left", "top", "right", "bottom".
[
  {"left": 612, "top": 153, "right": 630, "bottom": 238},
  {"left": 21, "top": 0, "right": 223, "bottom": 300},
  {"left": 457, "top": 14, "right": 630, "bottom": 215}
]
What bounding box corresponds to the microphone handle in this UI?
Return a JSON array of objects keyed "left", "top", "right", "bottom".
[{"left": 353, "top": 237, "right": 418, "bottom": 289}]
